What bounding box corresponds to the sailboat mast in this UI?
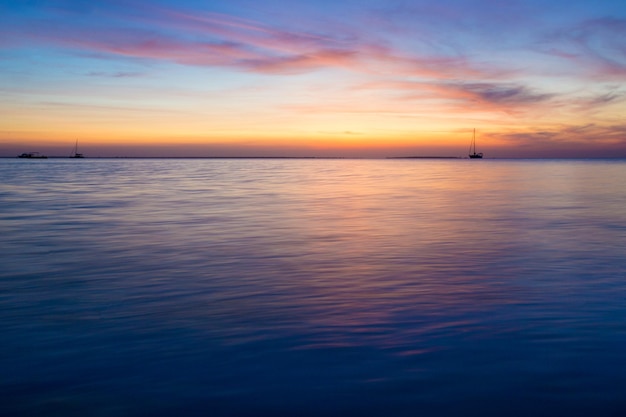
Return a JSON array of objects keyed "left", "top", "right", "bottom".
[
  {"left": 469, "top": 128, "right": 476, "bottom": 154},
  {"left": 70, "top": 139, "right": 84, "bottom": 158},
  {"left": 473, "top": 129, "right": 476, "bottom": 154}
]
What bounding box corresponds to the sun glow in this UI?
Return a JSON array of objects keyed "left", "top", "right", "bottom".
[{"left": 2, "top": 1, "right": 626, "bottom": 157}]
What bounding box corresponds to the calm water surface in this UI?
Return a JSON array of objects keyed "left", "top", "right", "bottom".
[{"left": 2, "top": 158, "right": 626, "bottom": 416}]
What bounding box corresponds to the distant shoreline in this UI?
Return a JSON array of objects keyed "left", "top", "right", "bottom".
[
  {"left": 387, "top": 156, "right": 461, "bottom": 159},
  {"left": 5, "top": 155, "right": 462, "bottom": 159},
  {"left": 5, "top": 155, "right": 626, "bottom": 160},
  {"left": 3, "top": 156, "right": 341, "bottom": 159}
]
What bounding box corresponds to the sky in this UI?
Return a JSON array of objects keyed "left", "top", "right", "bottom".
[{"left": 1, "top": 0, "right": 626, "bottom": 158}]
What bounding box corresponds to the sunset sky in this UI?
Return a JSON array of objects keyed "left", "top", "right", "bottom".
[{"left": 1, "top": 0, "right": 626, "bottom": 157}]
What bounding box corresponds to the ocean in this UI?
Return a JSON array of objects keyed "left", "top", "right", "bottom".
[{"left": 2, "top": 157, "right": 626, "bottom": 416}]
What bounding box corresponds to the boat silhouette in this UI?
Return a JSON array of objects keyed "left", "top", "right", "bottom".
[
  {"left": 70, "top": 139, "right": 84, "bottom": 158},
  {"left": 469, "top": 129, "right": 483, "bottom": 159}
]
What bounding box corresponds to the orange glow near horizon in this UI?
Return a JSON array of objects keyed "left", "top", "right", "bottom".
[{"left": 2, "top": 1, "right": 626, "bottom": 158}]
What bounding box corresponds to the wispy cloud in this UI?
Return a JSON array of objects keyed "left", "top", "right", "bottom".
[
  {"left": 0, "top": 2, "right": 496, "bottom": 78},
  {"left": 501, "top": 123, "right": 626, "bottom": 146},
  {"left": 571, "top": 89, "right": 626, "bottom": 113},
  {"left": 350, "top": 79, "right": 555, "bottom": 115},
  {"left": 447, "top": 82, "right": 554, "bottom": 106},
  {"left": 318, "top": 130, "right": 364, "bottom": 135},
  {"left": 86, "top": 71, "right": 144, "bottom": 78},
  {"left": 6, "top": 2, "right": 625, "bottom": 84},
  {"left": 539, "top": 18, "right": 626, "bottom": 79}
]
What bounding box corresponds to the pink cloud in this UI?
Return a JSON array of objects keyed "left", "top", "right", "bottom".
[
  {"left": 349, "top": 78, "right": 555, "bottom": 116},
  {"left": 2, "top": 3, "right": 497, "bottom": 79},
  {"left": 498, "top": 123, "right": 626, "bottom": 150},
  {"left": 158, "top": 10, "right": 343, "bottom": 55},
  {"left": 238, "top": 49, "right": 358, "bottom": 75}
]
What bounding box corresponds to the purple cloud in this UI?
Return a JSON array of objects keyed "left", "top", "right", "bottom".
[
  {"left": 450, "top": 82, "right": 554, "bottom": 105},
  {"left": 502, "top": 123, "right": 626, "bottom": 145},
  {"left": 0, "top": 2, "right": 497, "bottom": 79}
]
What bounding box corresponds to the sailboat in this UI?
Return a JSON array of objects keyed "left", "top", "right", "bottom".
[
  {"left": 468, "top": 129, "right": 483, "bottom": 159},
  {"left": 70, "top": 139, "right": 84, "bottom": 158}
]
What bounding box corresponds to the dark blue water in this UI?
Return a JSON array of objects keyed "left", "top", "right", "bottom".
[{"left": 2, "top": 158, "right": 626, "bottom": 416}]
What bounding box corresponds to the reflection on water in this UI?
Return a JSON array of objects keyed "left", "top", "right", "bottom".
[{"left": 2, "top": 158, "right": 626, "bottom": 416}]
